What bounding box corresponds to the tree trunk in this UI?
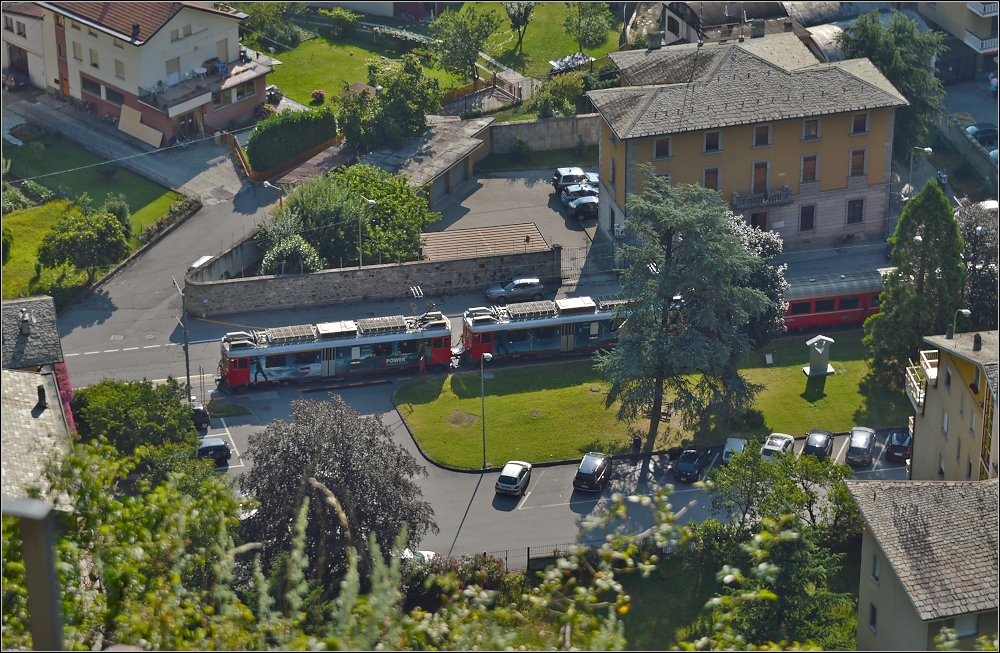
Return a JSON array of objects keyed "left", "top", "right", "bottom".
[
  {"left": 517, "top": 30, "right": 525, "bottom": 53},
  {"left": 647, "top": 370, "right": 664, "bottom": 440},
  {"left": 647, "top": 228, "right": 675, "bottom": 441}
]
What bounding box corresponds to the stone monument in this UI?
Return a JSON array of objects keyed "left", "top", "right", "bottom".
[{"left": 802, "top": 335, "right": 835, "bottom": 377}]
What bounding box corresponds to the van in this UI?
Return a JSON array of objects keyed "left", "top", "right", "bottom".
[{"left": 189, "top": 255, "right": 213, "bottom": 271}]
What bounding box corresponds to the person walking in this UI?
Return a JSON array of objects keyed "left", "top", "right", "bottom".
[
  {"left": 254, "top": 357, "right": 268, "bottom": 383},
  {"left": 989, "top": 72, "right": 998, "bottom": 100}
]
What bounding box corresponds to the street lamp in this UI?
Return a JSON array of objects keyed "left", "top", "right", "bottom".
[
  {"left": 908, "top": 147, "right": 933, "bottom": 197},
  {"left": 171, "top": 276, "right": 191, "bottom": 395},
  {"left": 359, "top": 197, "right": 376, "bottom": 268},
  {"left": 263, "top": 181, "right": 283, "bottom": 209},
  {"left": 481, "top": 352, "right": 492, "bottom": 469},
  {"left": 950, "top": 308, "right": 972, "bottom": 339}
]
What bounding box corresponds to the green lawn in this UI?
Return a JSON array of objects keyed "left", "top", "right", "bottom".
[
  {"left": 474, "top": 145, "right": 598, "bottom": 172},
  {"left": 1, "top": 200, "right": 89, "bottom": 303},
  {"left": 265, "top": 34, "right": 466, "bottom": 106},
  {"left": 482, "top": 2, "right": 623, "bottom": 78}
]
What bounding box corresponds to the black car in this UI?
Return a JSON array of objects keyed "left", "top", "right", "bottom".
[
  {"left": 191, "top": 401, "right": 211, "bottom": 429},
  {"left": 671, "top": 446, "right": 709, "bottom": 482},
  {"left": 1, "top": 68, "right": 28, "bottom": 91},
  {"left": 885, "top": 429, "right": 912, "bottom": 462},
  {"left": 845, "top": 427, "right": 876, "bottom": 466},
  {"left": 573, "top": 452, "right": 611, "bottom": 492},
  {"left": 197, "top": 437, "right": 231, "bottom": 467},
  {"left": 967, "top": 123, "right": 999, "bottom": 148},
  {"left": 802, "top": 430, "right": 835, "bottom": 461},
  {"left": 567, "top": 195, "right": 599, "bottom": 220}
]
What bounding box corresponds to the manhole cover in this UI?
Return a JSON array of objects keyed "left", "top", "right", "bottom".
[
  {"left": 145, "top": 334, "right": 155, "bottom": 340},
  {"left": 590, "top": 386, "right": 601, "bottom": 392},
  {"left": 483, "top": 372, "right": 495, "bottom": 379},
  {"left": 259, "top": 405, "right": 271, "bottom": 411},
  {"left": 110, "top": 335, "right": 124, "bottom": 341},
  {"left": 528, "top": 410, "right": 541, "bottom": 418}
]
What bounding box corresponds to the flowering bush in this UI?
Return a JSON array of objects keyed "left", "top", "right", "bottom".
[
  {"left": 254, "top": 102, "right": 278, "bottom": 120},
  {"left": 54, "top": 362, "right": 76, "bottom": 433},
  {"left": 311, "top": 89, "right": 326, "bottom": 103}
]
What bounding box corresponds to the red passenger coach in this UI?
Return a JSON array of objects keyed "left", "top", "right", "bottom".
[{"left": 783, "top": 269, "right": 892, "bottom": 330}]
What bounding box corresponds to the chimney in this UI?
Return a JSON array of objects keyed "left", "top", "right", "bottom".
[
  {"left": 37, "top": 384, "right": 47, "bottom": 408},
  {"left": 19, "top": 308, "right": 31, "bottom": 335},
  {"left": 647, "top": 31, "right": 662, "bottom": 50},
  {"left": 784, "top": 19, "right": 794, "bottom": 32},
  {"left": 974, "top": 333, "right": 982, "bottom": 351},
  {"left": 132, "top": 21, "right": 140, "bottom": 40},
  {"left": 946, "top": 324, "right": 955, "bottom": 339},
  {"left": 751, "top": 19, "right": 765, "bottom": 38}
]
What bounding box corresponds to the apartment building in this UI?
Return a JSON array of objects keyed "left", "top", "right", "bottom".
[
  {"left": 2, "top": 2, "right": 46, "bottom": 89},
  {"left": 906, "top": 330, "right": 999, "bottom": 482},
  {"left": 586, "top": 32, "right": 908, "bottom": 250},
  {"left": 848, "top": 479, "right": 999, "bottom": 651},
  {"left": 37, "top": 2, "right": 270, "bottom": 147},
  {"left": 916, "top": 2, "right": 998, "bottom": 83}
]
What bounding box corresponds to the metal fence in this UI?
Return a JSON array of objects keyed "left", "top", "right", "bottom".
[
  {"left": 473, "top": 539, "right": 607, "bottom": 572},
  {"left": 562, "top": 240, "right": 618, "bottom": 281}
]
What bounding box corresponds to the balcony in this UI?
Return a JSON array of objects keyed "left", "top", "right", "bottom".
[
  {"left": 965, "top": 29, "right": 999, "bottom": 53},
  {"left": 731, "top": 186, "right": 792, "bottom": 210},
  {"left": 968, "top": 2, "right": 999, "bottom": 18},
  {"left": 138, "top": 58, "right": 271, "bottom": 117},
  {"left": 919, "top": 349, "right": 939, "bottom": 382},
  {"left": 905, "top": 350, "right": 939, "bottom": 413}
]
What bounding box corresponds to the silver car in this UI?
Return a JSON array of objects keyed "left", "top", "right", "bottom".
[
  {"left": 485, "top": 278, "right": 545, "bottom": 304},
  {"left": 495, "top": 461, "right": 532, "bottom": 496}
]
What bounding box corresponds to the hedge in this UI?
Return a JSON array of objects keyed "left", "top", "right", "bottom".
[{"left": 245, "top": 108, "right": 338, "bottom": 172}]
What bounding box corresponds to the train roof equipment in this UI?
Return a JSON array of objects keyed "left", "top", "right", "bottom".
[
  {"left": 784, "top": 268, "right": 893, "bottom": 302},
  {"left": 463, "top": 295, "right": 626, "bottom": 332}
]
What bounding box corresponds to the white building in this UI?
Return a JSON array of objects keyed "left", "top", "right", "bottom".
[{"left": 2, "top": 2, "right": 47, "bottom": 89}]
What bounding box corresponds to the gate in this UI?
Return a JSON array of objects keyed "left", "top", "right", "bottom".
[{"left": 561, "top": 241, "right": 617, "bottom": 281}]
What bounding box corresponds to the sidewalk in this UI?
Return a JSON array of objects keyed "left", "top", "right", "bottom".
[{"left": 4, "top": 89, "right": 246, "bottom": 205}]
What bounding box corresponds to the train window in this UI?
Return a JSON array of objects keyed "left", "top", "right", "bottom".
[
  {"left": 871, "top": 294, "right": 881, "bottom": 307},
  {"left": 350, "top": 347, "right": 361, "bottom": 360},
  {"left": 444, "top": 336, "right": 451, "bottom": 348},
  {"left": 839, "top": 297, "right": 859, "bottom": 310},
  {"left": 397, "top": 339, "right": 418, "bottom": 354},
  {"left": 590, "top": 322, "right": 599, "bottom": 336},
  {"left": 372, "top": 342, "right": 391, "bottom": 357},
  {"left": 790, "top": 302, "right": 812, "bottom": 315},
  {"left": 536, "top": 326, "right": 558, "bottom": 339},
  {"left": 239, "top": 358, "right": 248, "bottom": 369},
  {"left": 265, "top": 354, "right": 285, "bottom": 368},
  {"left": 508, "top": 329, "right": 528, "bottom": 343},
  {"left": 230, "top": 359, "right": 238, "bottom": 371},
  {"left": 293, "top": 351, "right": 318, "bottom": 365},
  {"left": 432, "top": 338, "right": 442, "bottom": 349},
  {"left": 815, "top": 299, "right": 835, "bottom": 312}
]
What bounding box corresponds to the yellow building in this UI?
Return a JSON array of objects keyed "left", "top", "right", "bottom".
[
  {"left": 906, "top": 330, "right": 999, "bottom": 482},
  {"left": 916, "top": 2, "right": 998, "bottom": 82},
  {"left": 586, "top": 32, "right": 908, "bottom": 250},
  {"left": 848, "top": 479, "right": 999, "bottom": 651}
]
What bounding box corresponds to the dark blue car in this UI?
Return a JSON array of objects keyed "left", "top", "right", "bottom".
[{"left": 671, "top": 446, "right": 709, "bottom": 482}]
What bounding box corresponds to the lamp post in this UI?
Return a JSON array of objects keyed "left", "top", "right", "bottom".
[
  {"left": 263, "top": 181, "right": 283, "bottom": 209},
  {"left": 171, "top": 276, "right": 191, "bottom": 396},
  {"left": 908, "top": 147, "right": 933, "bottom": 197},
  {"left": 951, "top": 308, "right": 972, "bottom": 338},
  {"left": 481, "top": 352, "right": 492, "bottom": 469},
  {"left": 359, "top": 197, "right": 376, "bottom": 268}
]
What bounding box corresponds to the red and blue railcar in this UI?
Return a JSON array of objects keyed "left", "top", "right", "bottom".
[{"left": 783, "top": 269, "right": 892, "bottom": 330}]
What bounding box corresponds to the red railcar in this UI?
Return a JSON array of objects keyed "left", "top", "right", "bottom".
[{"left": 783, "top": 269, "right": 892, "bottom": 330}]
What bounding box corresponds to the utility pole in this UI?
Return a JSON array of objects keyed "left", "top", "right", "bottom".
[{"left": 172, "top": 276, "right": 191, "bottom": 396}]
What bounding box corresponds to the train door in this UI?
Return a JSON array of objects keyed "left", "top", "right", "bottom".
[
  {"left": 321, "top": 347, "right": 336, "bottom": 377},
  {"left": 226, "top": 356, "right": 251, "bottom": 387},
  {"left": 430, "top": 336, "right": 451, "bottom": 366},
  {"left": 560, "top": 323, "right": 575, "bottom": 352}
]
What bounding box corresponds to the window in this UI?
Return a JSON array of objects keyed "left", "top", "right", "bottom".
[
  {"left": 3, "top": 16, "right": 12, "bottom": 32},
  {"left": 852, "top": 112, "right": 869, "bottom": 134},
  {"left": 105, "top": 88, "right": 124, "bottom": 106},
  {"left": 942, "top": 410, "right": 949, "bottom": 435},
  {"left": 847, "top": 199, "right": 864, "bottom": 224},
  {"left": 703, "top": 167, "right": 719, "bottom": 191},
  {"left": 868, "top": 604, "right": 877, "bottom": 632},
  {"left": 803, "top": 118, "right": 819, "bottom": 140},
  {"left": 72, "top": 41, "right": 82, "bottom": 60},
  {"left": 293, "top": 351, "right": 318, "bottom": 365},
  {"left": 667, "top": 16, "right": 679, "bottom": 35},
  {"left": 57, "top": 43, "right": 66, "bottom": 59},
  {"left": 971, "top": 413, "right": 976, "bottom": 435},
  {"left": 961, "top": 391, "right": 965, "bottom": 415},
  {"left": 80, "top": 76, "right": 101, "bottom": 96},
  {"left": 654, "top": 136, "right": 671, "bottom": 159},
  {"left": 799, "top": 205, "right": 815, "bottom": 231},
  {"left": 508, "top": 329, "right": 528, "bottom": 343},
  {"left": 704, "top": 130, "right": 721, "bottom": 152},
  {"left": 397, "top": 339, "right": 418, "bottom": 354},
  {"left": 754, "top": 125, "right": 770, "bottom": 147},
  {"left": 183, "top": 24, "right": 192, "bottom": 37},
  {"left": 371, "top": 342, "right": 391, "bottom": 356},
  {"left": 16, "top": 21, "right": 26, "bottom": 36},
  {"left": 957, "top": 438, "right": 961, "bottom": 461},
  {"left": 589, "top": 322, "right": 599, "bottom": 336},
  {"left": 89, "top": 49, "right": 99, "bottom": 68},
  {"left": 56, "top": 15, "right": 65, "bottom": 28},
  {"left": 802, "top": 155, "right": 817, "bottom": 182},
  {"left": 974, "top": 367, "right": 981, "bottom": 391},
  {"left": 871, "top": 555, "right": 880, "bottom": 583},
  {"left": 967, "top": 457, "right": 973, "bottom": 479},
  {"left": 610, "top": 157, "right": 616, "bottom": 187},
  {"left": 839, "top": 297, "right": 859, "bottom": 310},
  {"left": 238, "top": 358, "right": 247, "bottom": 369},
  {"left": 955, "top": 614, "right": 979, "bottom": 638},
  {"left": 871, "top": 293, "right": 881, "bottom": 307},
  {"left": 71, "top": 21, "right": 80, "bottom": 31},
  {"left": 815, "top": 299, "right": 835, "bottom": 312},
  {"left": 945, "top": 368, "right": 952, "bottom": 392},
  {"left": 850, "top": 148, "right": 866, "bottom": 176},
  {"left": 114, "top": 39, "right": 123, "bottom": 49},
  {"left": 235, "top": 80, "right": 255, "bottom": 100},
  {"left": 791, "top": 301, "right": 811, "bottom": 315},
  {"left": 939, "top": 455, "right": 946, "bottom": 477},
  {"left": 265, "top": 354, "right": 285, "bottom": 368},
  {"left": 213, "top": 89, "right": 233, "bottom": 108},
  {"left": 87, "top": 28, "right": 97, "bottom": 37},
  {"left": 115, "top": 59, "right": 124, "bottom": 79},
  {"left": 170, "top": 28, "right": 180, "bottom": 41},
  {"left": 536, "top": 326, "right": 557, "bottom": 340}
]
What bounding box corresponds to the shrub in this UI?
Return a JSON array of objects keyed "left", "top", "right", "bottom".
[
  {"left": 20, "top": 180, "right": 54, "bottom": 203},
  {"left": 260, "top": 234, "right": 324, "bottom": 275},
  {"left": 254, "top": 102, "right": 278, "bottom": 121},
  {"left": 513, "top": 134, "right": 532, "bottom": 161},
  {"left": 373, "top": 26, "right": 426, "bottom": 53},
  {"left": 1, "top": 188, "right": 32, "bottom": 213},
  {"left": 101, "top": 193, "right": 132, "bottom": 240},
  {"left": 246, "top": 107, "right": 338, "bottom": 172},
  {"left": 95, "top": 161, "right": 120, "bottom": 181},
  {"left": 311, "top": 89, "right": 326, "bottom": 104},
  {"left": 318, "top": 6, "right": 359, "bottom": 38},
  {"left": 2, "top": 225, "right": 12, "bottom": 265},
  {"left": 9, "top": 122, "right": 48, "bottom": 143}
]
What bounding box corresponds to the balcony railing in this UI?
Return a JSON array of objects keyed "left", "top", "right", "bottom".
[
  {"left": 965, "top": 29, "right": 999, "bottom": 53},
  {"left": 906, "top": 360, "right": 927, "bottom": 411},
  {"left": 919, "top": 349, "right": 939, "bottom": 382},
  {"left": 731, "top": 186, "right": 792, "bottom": 210},
  {"left": 968, "top": 2, "right": 999, "bottom": 18},
  {"left": 137, "top": 59, "right": 272, "bottom": 117}
]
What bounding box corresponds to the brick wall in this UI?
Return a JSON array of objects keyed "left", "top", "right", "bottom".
[{"left": 184, "top": 238, "right": 563, "bottom": 317}]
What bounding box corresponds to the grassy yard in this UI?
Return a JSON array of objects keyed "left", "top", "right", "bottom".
[
  {"left": 474, "top": 145, "right": 598, "bottom": 172},
  {"left": 1, "top": 201, "right": 89, "bottom": 303},
  {"left": 396, "top": 330, "right": 910, "bottom": 468},
  {"left": 265, "top": 34, "right": 465, "bottom": 106}
]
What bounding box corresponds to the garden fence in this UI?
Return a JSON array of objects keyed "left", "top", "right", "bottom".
[{"left": 475, "top": 539, "right": 606, "bottom": 572}]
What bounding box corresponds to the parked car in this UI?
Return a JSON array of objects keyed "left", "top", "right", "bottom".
[
  {"left": 190, "top": 401, "right": 211, "bottom": 429},
  {"left": 967, "top": 123, "right": 999, "bottom": 148},
  {"left": 845, "top": 426, "right": 877, "bottom": 466},
  {"left": 760, "top": 433, "right": 795, "bottom": 462},
  {"left": 560, "top": 183, "right": 598, "bottom": 207},
  {"left": 1, "top": 68, "right": 28, "bottom": 91},
  {"left": 802, "top": 430, "right": 835, "bottom": 461},
  {"left": 197, "top": 437, "right": 232, "bottom": 467},
  {"left": 885, "top": 428, "right": 912, "bottom": 462},
  {"left": 584, "top": 171, "right": 600, "bottom": 187},
  {"left": 672, "top": 446, "right": 709, "bottom": 482},
  {"left": 485, "top": 278, "right": 545, "bottom": 304},
  {"left": 400, "top": 549, "right": 438, "bottom": 563},
  {"left": 721, "top": 437, "right": 747, "bottom": 465},
  {"left": 495, "top": 460, "right": 532, "bottom": 496},
  {"left": 573, "top": 452, "right": 611, "bottom": 492},
  {"left": 567, "top": 195, "right": 599, "bottom": 220},
  {"left": 552, "top": 167, "right": 586, "bottom": 193}
]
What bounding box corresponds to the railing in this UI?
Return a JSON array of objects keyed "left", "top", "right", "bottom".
[
  {"left": 731, "top": 186, "right": 792, "bottom": 210},
  {"left": 138, "top": 83, "right": 212, "bottom": 113},
  {"left": 967, "top": 2, "right": 999, "bottom": 18},
  {"left": 919, "top": 349, "right": 939, "bottom": 381},
  {"left": 965, "top": 29, "right": 999, "bottom": 53},
  {"left": 906, "top": 360, "right": 927, "bottom": 411}
]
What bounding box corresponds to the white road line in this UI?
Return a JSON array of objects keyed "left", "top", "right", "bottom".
[
  {"left": 84, "top": 351, "right": 99, "bottom": 355},
  {"left": 65, "top": 353, "right": 79, "bottom": 357},
  {"left": 165, "top": 343, "right": 178, "bottom": 347},
  {"left": 221, "top": 418, "right": 245, "bottom": 470},
  {"left": 122, "top": 347, "right": 139, "bottom": 351},
  {"left": 516, "top": 491, "right": 532, "bottom": 509},
  {"left": 104, "top": 349, "right": 119, "bottom": 353},
  {"left": 834, "top": 437, "right": 850, "bottom": 464},
  {"left": 143, "top": 345, "right": 160, "bottom": 349},
  {"left": 190, "top": 338, "right": 218, "bottom": 345},
  {"left": 873, "top": 437, "right": 888, "bottom": 468},
  {"left": 518, "top": 497, "right": 601, "bottom": 510}
]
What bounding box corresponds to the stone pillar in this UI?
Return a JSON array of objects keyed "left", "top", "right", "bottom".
[{"left": 802, "top": 335, "right": 835, "bottom": 377}]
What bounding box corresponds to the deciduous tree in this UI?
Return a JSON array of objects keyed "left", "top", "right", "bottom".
[
  {"left": 707, "top": 447, "right": 793, "bottom": 535},
  {"left": 36, "top": 210, "right": 129, "bottom": 282},
  {"left": 563, "top": 2, "right": 614, "bottom": 53},
  {"left": 864, "top": 180, "right": 965, "bottom": 382},
  {"left": 429, "top": 5, "right": 501, "bottom": 82},
  {"left": 503, "top": 2, "right": 536, "bottom": 53},
  {"left": 957, "top": 202, "right": 998, "bottom": 331},
  {"left": 261, "top": 234, "right": 324, "bottom": 275}
]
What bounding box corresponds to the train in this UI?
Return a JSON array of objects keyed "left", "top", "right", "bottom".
[{"left": 216, "top": 270, "right": 891, "bottom": 391}]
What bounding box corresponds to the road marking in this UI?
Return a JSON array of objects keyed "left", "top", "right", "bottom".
[
  {"left": 516, "top": 491, "right": 531, "bottom": 509},
  {"left": 143, "top": 345, "right": 160, "bottom": 349},
  {"left": 104, "top": 349, "right": 119, "bottom": 353},
  {"left": 834, "top": 437, "right": 850, "bottom": 464},
  {"left": 190, "top": 338, "right": 218, "bottom": 345},
  {"left": 518, "top": 497, "right": 601, "bottom": 510},
  {"left": 84, "top": 351, "right": 99, "bottom": 355},
  {"left": 873, "top": 437, "right": 888, "bottom": 468},
  {"left": 220, "top": 418, "right": 245, "bottom": 471},
  {"left": 122, "top": 347, "right": 138, "bottom": 351},
  {"left": 65, "top": 353, "right": 79, "bottom": 357},
  {"left": 165, "top": 343, "right": 178, "bottom": 347}
]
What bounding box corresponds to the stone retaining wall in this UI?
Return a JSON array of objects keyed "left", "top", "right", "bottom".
[
  {"left": 935, "top": 113, "right": 998, "bottom": 190},
  {"left": 184, "top": 238, "right": 562, "bottom": 317},
  {"left": 490, "top": 114, "right": 600, "bottom": 154}
]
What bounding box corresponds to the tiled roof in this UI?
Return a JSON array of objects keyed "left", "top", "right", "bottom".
[
  {"left": 1, "top": 368, "right": 72, "bottom": 500},
  {"left": 847, "top": 479, "right": 999, "bottom": 621},
  {"left": 3, "top": 2, "right": 44, "bottom": 18},
  {"left": 40, "top": 2, "right": 239, "bottom": 44},
  {"left": 984, "top": 362, "right": 998, "bottom": 401},
  {"left": 2, "top": 296, "right": 63, "bottom": 369},
  {"left": 591, "top": 34, "right": 907, "bottom": 139}
]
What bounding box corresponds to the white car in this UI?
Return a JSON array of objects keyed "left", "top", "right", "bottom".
[
  {"left": 400, "top": 549, "right": 438, "bottom": 563},
  {"left": 721, "top": 438, "right": 747, "bottom": 464},
  {"left": 760, "top": 433, "right": 795, "bottom": 462},
  {"left": 495, "top": 460, "right": 532, "bottom": 496}
]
